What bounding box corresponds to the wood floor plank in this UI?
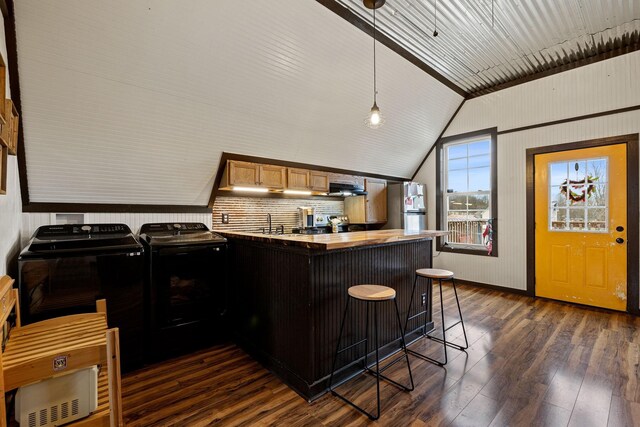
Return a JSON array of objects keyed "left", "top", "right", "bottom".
[
  {"left": 449, "top": 393, "right": 501, "bottom": 427},
  {"left": 607, "top": 395, "right": 640, "bottom": 427},
  {"left": 119, "top": 285, "right": 640, "bottom": 426},
  {"left": 567, "top": 374, "right": 614, "bottom": 427}
]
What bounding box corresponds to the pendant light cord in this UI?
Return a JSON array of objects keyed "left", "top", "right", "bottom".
[
  {"left": 373, "top": 7, "right": 377, "bottom": 103},
  {"left": 434, "top": 0, "right": 437, "bottom": 34}
]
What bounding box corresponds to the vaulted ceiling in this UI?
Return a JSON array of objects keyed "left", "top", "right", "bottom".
[
  {"left": 336, "top": 0, "right": 640, "bottom": 95},
  {"left": 13, "top": 0, "right": 639, "bottom": 206},
  {"left": 15, "top": 0, "right": 462, "bottom": 206}
]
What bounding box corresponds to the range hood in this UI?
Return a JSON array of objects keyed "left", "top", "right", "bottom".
[{"left": 328, "top": 182, "right": 367, "bottom": 196}]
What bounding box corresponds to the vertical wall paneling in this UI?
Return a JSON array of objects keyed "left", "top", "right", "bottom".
[{"left": 414, "top": 52, "right": 640, "bottom": 307}]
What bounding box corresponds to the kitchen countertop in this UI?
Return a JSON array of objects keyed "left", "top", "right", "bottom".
[{"left": 217, "top": 229, "right": 449, "bottom": 251}]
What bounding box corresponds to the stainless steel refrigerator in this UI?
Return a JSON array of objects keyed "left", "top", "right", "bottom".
[{"left": 386, "top": 182, "right": 427, "bottom": 231}]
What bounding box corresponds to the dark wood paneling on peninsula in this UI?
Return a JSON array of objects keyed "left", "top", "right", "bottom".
[{"left": 227, "top": 237, "right": 433, "bottom": 400}]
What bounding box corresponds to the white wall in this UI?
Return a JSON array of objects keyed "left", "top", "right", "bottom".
[
  {"left": 0, "top": 14, "right": 21, "bottom": 277},
  {"left": 15, "top": 0, "right": 462, "bottom": 206},
  {"left": 415, "top": 51, "right": 640, "bottom": 292}
]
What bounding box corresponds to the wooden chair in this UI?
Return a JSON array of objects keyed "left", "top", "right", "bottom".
[{"left": 0, "top": 275, "right": 123, "bottom": 427}]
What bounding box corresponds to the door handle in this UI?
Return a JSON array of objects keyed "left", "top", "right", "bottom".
[{"left": 616, "top": 237, "right": 625, "bottom": 244}]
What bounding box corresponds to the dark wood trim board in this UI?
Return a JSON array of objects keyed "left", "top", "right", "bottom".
[
  {"left": 315, "top": 0, "right": 467, "bottom": 97},
  {"left": 411, "top": 98, "right": 466, "bottom": 181},
  {"left": 498, "top": 105, "right": 640, "bottom": 136},
  {"left": 435, "top": 127, "right": 498, "bottom": 257},
  {"left": 455, "top": 279, "right": 530, "bottom": 296},
  {"left": 22, "top": 203, "right": 212, "bottom": 214},
  {"left": 525, "top": 133, "right": 640, "bottom": 314},
  {"left": 4, "top": 0, "right": 29, "bottom": 205}
]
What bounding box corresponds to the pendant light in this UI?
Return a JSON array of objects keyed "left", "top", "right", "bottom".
[{"left": 364, "top": 0, "right": 385, "bottom": 129}]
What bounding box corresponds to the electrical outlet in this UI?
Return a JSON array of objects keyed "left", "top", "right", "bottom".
[
  {"left": 421, "top": 293, "right": 426, "bottom": 306},
  {"left": 222, "top": 213, "right": 230, "bottom": 224}
]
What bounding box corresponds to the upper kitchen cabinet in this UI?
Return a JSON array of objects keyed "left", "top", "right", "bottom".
[
  {"left": 220, "top": 160, "right": 285, "bottom": 189},
  {"left": 344, "top": 178, "right": 388, "bottom": 224},
  {"left": 309, "top": 171, "right": 329, "bottom": 192},
  {"left": 287, "top": 168, "right": 329, "bottom": 192},
  {"left": 224, "top": 160, "right": 260, "bottom": 187},
  {"left": 287, "top": 168, "right": 310, "bottom": 190},
  {"left": 259, "top": 164, "right": 286, "bottom": 188}
]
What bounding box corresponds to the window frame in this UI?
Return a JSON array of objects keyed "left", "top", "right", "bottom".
[{"left": 436, "top": 127, "right": 498, "bottom": 256}]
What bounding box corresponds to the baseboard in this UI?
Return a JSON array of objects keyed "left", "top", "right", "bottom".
[{"left": 455, "top": 279, "right": 532, "bottom": 296}]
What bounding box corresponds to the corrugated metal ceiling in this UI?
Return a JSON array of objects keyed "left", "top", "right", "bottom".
[{"left": 336, "top": 0, "right": 640, "bottom": 95}]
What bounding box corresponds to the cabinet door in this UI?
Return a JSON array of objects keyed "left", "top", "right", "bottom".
[
  {"left": 344, "top": 196, "right": 366, "bottom": 224},
  {"left": 365, "top": 179, "right": 387, "bottom": 223},
  {"left": 259, "top": 165, "right": 286, "bottom": 188},
  {"left": 228, "top": 161, "right": 260, "bottom": 186},
  {"left": 309, "top": 171, "right": 329, "bottom": 192},
  {"left": 287, "top": 168, "right": 310, "bottom": 190}
]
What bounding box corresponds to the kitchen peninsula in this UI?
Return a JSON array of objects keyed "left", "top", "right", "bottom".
[{"left": 220, "top": 229, "right": 448, "bottom": 400}]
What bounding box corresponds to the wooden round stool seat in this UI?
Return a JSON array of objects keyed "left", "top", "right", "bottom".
[
  {"left": 348, "top": 285, "right": 396, "bottom": 301},
  {"left": 416, "top": 268, "right": 454, "bottom": 279}
]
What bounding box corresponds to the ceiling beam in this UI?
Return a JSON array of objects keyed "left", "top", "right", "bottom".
[{"left": 316, "top": 0, "right": 468, "bottom": 98}]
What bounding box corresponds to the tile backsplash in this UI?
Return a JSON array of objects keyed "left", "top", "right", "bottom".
[{"left": 212, "top": 196, "right": 344, "bottom": 232}]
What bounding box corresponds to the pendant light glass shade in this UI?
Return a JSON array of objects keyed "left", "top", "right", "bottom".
[
  {"left": 364, "top": 0, "right": 384, "bottom": 129},
  {"left": 365, "top": 102, "right": 384, "bottom": 128}
]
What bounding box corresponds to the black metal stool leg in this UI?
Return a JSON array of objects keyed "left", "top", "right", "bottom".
[
  {"left": 403, "top": 274, "right": 418, "bottom": 337},
  {"left": 363, "top": 302, "right": 369, "bottom": 370},
  {"left": 426, "top": 277, "right": 469, "bottom": 352},
  {"left": 331, "top": 294, "right": 415, "bottom": 421},
  {"left": 373, "top": 302, "right": 381, "bottom": 420},
  {"left": 404, "top": 276, "right": 448, "bottom": 366},
  {"left": 394, "top": 299, "right": 414, "bottom": 391},
  {"left": 329, "top": 296, "right": 350, "bottom": 390},
  {"left": 451, "top": 277, "right": 469, "bottom": 349}
]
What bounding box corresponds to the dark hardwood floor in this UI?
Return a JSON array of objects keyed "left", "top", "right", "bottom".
[{"left": 122, "top": 285, "right": 640, "bottom": 426}]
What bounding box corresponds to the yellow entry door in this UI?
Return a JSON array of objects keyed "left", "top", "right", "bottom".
[{"left": 535, "top": 144, "right": 627, "bottom": 311}]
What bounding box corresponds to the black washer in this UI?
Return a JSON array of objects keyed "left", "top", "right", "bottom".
[
  {"left": 138, "top": 222, "right": 228, "bottom": 363},
  {"left": 18, "top": 224, "right": 145, "bottom": 372}
]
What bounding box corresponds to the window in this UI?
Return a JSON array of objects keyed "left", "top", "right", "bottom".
[
  {"left": 436, "top": 128, "right": 497, "bottom": 256},
  {"left": 548, "top": 157, "right": 608, "bottom": 232}
]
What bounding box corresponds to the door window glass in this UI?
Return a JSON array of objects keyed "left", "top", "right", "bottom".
[{"left": 548, "top": 157, "right": 608, "bottom": 232}]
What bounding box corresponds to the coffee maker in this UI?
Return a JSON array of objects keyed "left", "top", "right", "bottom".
[{"left": 297, "top": 207, "right": 316, "bottom": 229}]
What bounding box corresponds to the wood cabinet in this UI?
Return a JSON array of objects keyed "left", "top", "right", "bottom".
[
  {"left": 287, "top": 168, "right": 329, "bottom": 192},
  {"left": 226, "top": 160, "right": 260, "bottom": 187},
  {"left": 287, "top": 168, "right": 310, "bottom": 190},
  {"left": 259, "top": 164, "right": 286, "bottom": 188},
  {"left": 221, "top": 160, "right": 285, "bottom": 188},
  {"left": 344, "top": 178, "right": 387, "bottom": 224},
  {"left": 309, "top": 171, "right": 329, "bottom": 192}
]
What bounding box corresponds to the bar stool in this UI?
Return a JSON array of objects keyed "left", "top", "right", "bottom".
[
  {"left": 329, "top": 284, "right": 414, "bottom": 420},
  {"left": 403, "top": 268, "right": 468, "bottom": 366}
]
